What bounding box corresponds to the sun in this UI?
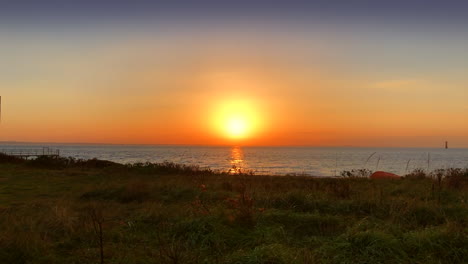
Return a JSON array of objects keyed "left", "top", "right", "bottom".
[
  {"left": 211, "top": 99, "right": 261, "bottom": 140},
  {"left": 226, "top": 116, "right": 248, "bottom": 138}
]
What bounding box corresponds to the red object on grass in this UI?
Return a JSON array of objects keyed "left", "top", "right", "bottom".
[{"left": 370, "top": 171, "right": 401, "bottom": 179}]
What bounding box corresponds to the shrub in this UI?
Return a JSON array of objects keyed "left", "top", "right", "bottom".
[
  {"left": 405, "top": 168, "right": 428, "bottom": 179},
  {"left": 127, "top": 161, "right": 218, "bottom": 176},
  {"left": 340, "top": 169, "right": 372, "bottom": 178},
  {"left": 0, "top": 153, "right": 24, "bottom": 164},
  {"left": 25, "top": 156, "right": 120, "bottom": 170},
  {"left": 444, "top": 168, "right": 468, "bottom": 189}
]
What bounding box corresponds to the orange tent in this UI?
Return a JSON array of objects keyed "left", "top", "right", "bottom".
[{"left": 370, "top": 171, "right": 401, "bottom": 179}]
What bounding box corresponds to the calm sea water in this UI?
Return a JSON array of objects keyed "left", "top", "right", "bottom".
[{"left": 1, "top": 143, "right": 468, "bottom": 176}]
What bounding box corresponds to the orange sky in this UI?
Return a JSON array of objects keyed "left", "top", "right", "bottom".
[{"left": 1, "top": 21, "right": 468, "bottom": 147}]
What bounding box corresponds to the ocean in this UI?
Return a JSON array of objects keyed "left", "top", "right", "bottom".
[{"left": 1, "top": 143, "right": 468, "bottom": 176}]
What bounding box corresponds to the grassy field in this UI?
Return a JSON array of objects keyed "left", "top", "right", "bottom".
[{"left": 0, "top": 155, "right": 467, "bottom": 264}]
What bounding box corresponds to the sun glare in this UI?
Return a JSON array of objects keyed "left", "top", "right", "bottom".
[
  {"left": 226, "top": 116, "right": 248, "bottom": 138},
  {"left": 212, "top": 99, "right": 261, "bottom": 140}
]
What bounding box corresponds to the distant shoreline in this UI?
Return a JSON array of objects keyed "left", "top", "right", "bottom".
[
  {"left": 1, "top": 141, "right": 466, "bottom": 149},
  {"left": 2, "top": 152, "right": 468, "bottom": 180},
  {"left": 2, "top": 144, "right": 468, "bottom": 177}
]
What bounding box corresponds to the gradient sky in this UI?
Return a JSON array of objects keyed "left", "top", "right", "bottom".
[{"left": 1, "top": 1, "right": 468, "bottom": 147}]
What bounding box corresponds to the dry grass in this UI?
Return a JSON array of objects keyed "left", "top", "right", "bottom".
[{"left": 0, "top": 157, "right": 466, "bottom": 263}]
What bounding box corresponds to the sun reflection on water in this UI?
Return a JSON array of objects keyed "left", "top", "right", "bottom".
[{"left": 229, "top": 146, "right": 244, "bottom": 174}]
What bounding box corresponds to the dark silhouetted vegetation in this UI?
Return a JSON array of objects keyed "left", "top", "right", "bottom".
[{"left": 0, "top": 155, "right": 466, "bottom": 263}]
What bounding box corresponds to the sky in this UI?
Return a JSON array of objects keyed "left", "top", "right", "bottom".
[{"left": 1, "top": 1, "right": 468, "bottom": 147}]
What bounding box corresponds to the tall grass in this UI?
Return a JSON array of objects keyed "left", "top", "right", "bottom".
[{"left": 0, "top": 155, "right": 466, "bottom": 263}]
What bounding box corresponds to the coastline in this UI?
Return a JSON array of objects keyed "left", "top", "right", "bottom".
[{"left": 2, "top": 144, "right": 468, "bottom": 177}]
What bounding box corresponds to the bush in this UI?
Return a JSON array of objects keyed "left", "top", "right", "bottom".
[
  {"left": 0, "top": 153, "right": 24, "bottom": 164},
  {"left": 444, "top": 168, "right": 468, "bottom": 189},
  {"left": 127, "top": 161, "right": 218, "bottom": 175},
  {"left": 405, "top": 168, "right": 428, "bottom": 179},
  {"left": 340, "top": 169, "right": 372, "bottom": 178},
  {"left": 27, "top": 156, "right": 120, "bottom": 170}
]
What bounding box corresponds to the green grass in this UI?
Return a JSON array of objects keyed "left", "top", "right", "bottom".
[{"left": 0, "top": 155, "right": 467, "bottom": 263}]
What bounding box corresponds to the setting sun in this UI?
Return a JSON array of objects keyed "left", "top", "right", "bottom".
[
  {"left": 211, "top": 99, "right": 262, "bottom": 140},
  {"left": 226, "top": 116, "right": 248, "bottom": 138}
]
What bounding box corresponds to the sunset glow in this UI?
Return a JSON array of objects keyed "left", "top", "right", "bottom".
[
  {"left": 211, "top": 100, "right": 261, "bottom": 141},
  {"left": 2, "top": 2, "right": 468, "bottom": 147},
  {"left": 226, "top": 117, "right": 248, "bottom": 138}
]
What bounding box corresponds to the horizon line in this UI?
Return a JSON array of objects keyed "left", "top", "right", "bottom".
[{"left": 0, "top": 140, "right": 461, "bottom": 149}]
